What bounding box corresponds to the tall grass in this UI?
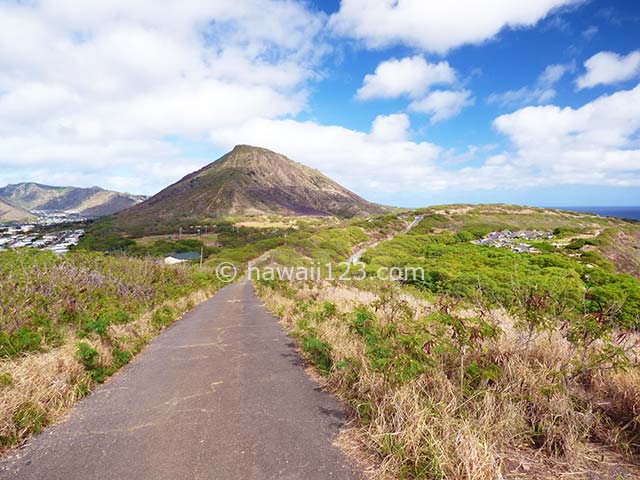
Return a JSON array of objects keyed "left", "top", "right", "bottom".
[
  {"left": 0, "top": 249, "right": 221, "bottom": 450},
  {"left": 258, "top": 280, "right": 640, "bottom": 479}
]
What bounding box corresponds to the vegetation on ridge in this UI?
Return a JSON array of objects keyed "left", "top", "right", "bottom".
[
  {"left": 3, "top": 188, "right": 640, "bottom": 479},
  {"left": 0, "top": 249, "right": 223, "bottom": 449},
  {"left": 255, "top": 205, "right": 640, "bottom": 479},
  {"left": 0, "top": 182, "right": 145, "bottom": 218}
]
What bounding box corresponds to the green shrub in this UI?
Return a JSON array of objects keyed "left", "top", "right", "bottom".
[
  {"left": 80, "top": 315, "right": 110, "bottom": 337},
  {"left": 0, "top": 327, "right": 42, "bottom": 358},
  {"left": 322, "top": 301, "right": 337, "bottom": 319},
  {"left": 112, "top": 348, "right": 133, "bottom": 368},
  {"left": 301, "top": 336, "right": 332, "bottom": 374},
  {"left": 76, "top": 342, "right": 99, "bottom": 370},
  {"left": 0, "top": 371, "right": 13, "bottom": 388},
  {"left": 566, "top": 238, "right": 592, "bottom": 250},
  {"left": 151, "top": 307, "right": 175, "bottom": 329},
  {"left": 79, "top": 309, "right": 131, "bottom": 338},
  {"left": 75, "top": 342, "right": 112, "bottom": 382}
]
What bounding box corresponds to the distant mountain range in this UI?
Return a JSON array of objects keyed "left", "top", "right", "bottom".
[
  {"left": 2, "top": 146, "right": 387, "bottom": 226},
  {"left": 0, "top": 183, "right": 146, "bottom": 221},
  {"left": 115, "top": 145, "right": 388, "bottom": 231}
]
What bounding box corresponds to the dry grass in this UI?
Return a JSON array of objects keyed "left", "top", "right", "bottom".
[
  {"left": 258, "top": 281, "right": 640, "bottom": 480},
  {"left": 596, "top": 227, "right": 640, "bottom": 279},
  {"left": 134, "top": 232, "right": 220, "bottom": 246},
  {"left": 236, "top": 219, "right": 298, "bottom": 229},
  {"left": 0, "top": 343, "right": 88, "bottom": 446},
  {"left": 0, "top": 286, "right": 216, "bottom": 453}
]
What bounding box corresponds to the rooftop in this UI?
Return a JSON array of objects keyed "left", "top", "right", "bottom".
[{"left": 166, "top": 251, "right": 200, "bottom": 260}]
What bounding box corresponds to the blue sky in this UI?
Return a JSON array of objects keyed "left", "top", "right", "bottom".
[{"left": 0, "top": 0, "right": 639, "bottom": 207}]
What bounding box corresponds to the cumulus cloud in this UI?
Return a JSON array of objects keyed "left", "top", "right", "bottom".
[
  {"left": 209, "top": 116, "right": 443, "bottom": 193},
  {"left": 356, "top": 56, "right": 456, "bottom": 100},
  {"left": 370, "top": 114, "right": 411, "bottom": 142},
  {"left": 576, "top": 50, "right": 640, "bottom": 89},
  {"left": 206, "top": 84, "right": 640, "bottom": 201},
  {"left": 1, "top": 0, "right": 637, "bottom": 204},
  {"left": 410, "top": 90, "right": 475, "bottom": 123},
  {"left": 356, "top": 55, "right": 470, "bottom": 122},
  {"left": 488, "top": 63, "right": 572, "bottom": 107},
  {"left": 0, "top": 0, "right": 326, "bottom": 194},
  {"left": 329, "top": 0, "right": 580, "bottom": 53},
  {"left": 494, "top": 83, "right": 640, "bottom": 185}
]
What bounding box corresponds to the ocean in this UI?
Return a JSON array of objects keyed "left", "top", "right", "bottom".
[{"left": 552, "top": 206, "right": 640, "bottom": 221}]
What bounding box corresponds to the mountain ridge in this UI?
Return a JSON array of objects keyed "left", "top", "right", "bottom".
[
  {"left": 115, "top": 145, "right": 388, "bottom": 230},
  {"left": 0, "top": 197, "right": 36, "bottom": 222},
  {"left": 0, "top": 183, "right": 146, "bottom": 218}
]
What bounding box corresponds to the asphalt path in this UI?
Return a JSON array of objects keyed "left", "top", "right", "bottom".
[{"left": 1, "top": 280, "right": 361, "bottom": 480}]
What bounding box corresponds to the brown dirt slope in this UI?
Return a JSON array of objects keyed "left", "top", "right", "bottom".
[
  {"left": 597, "top": 226, "right": 640, "bottom": 278},
  {"left": 115, "top": 145, "right": 388, "bottom": 229},
  {"left": 0, "top": 197, "right": 35, "bottom": 222}
]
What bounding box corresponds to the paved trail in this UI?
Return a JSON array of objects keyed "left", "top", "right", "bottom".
[{"left": 1, "top": 281, "right": 361, "bottom": 480}]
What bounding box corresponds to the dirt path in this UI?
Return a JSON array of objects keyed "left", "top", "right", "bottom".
[
  {"left": 0, "top": 280, "right": 361, "bottom": 480},
  {"left": 348, "top": 214, "right": 424, "bottom": 264}
]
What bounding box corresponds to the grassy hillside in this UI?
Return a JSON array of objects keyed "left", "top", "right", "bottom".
[
  {"left": 0, "top": 197, "right": 35, "bottom": 223},
  {"left": 0, "top": 183, "right": 144, "bottom": 217},
  {"left": 412, "top": 204, "right": 620, "bottom": 232},
  {"left": 254, "top": 205, "right": 640, "bottom": 479},
  {"left": 0, "top": 250, "right": 222, "bottom": 450},
  {"left": 594, "top": 226, "right": 640, "bottom": 278},
  {"left": 4, "top": 204, "right": 639, "bottom": 476}
]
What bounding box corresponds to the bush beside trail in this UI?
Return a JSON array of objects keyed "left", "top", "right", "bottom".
[
  {"left": 0, "top": 249, "right": 222, "bottom": 450},
  {"left": 258, "top": 280, "right": 640, "bottom": 479}
]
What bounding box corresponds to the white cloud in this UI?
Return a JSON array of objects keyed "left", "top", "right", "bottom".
[
  {"left": 1, "top": 0, "right": 637, "bottom": 203},
  {"left": 410, "top": 90, "right": 475, "bottom": 123},
  {"left": 206, "top": 84, "right": 640, "bottom": 201},
  {"left": 581, "top": 25, "right": 598, "bottom": 40},
  {"left": 209, "top": 116, "right": 443, "bottom": 194},
  {"left": 370, "top": 114, "right": 411, "bottom": 142},
  {"left": 488, "top": 63, "right": 572, "bottom": 107},
  {"left": 539, "top": 63, "right": 570, "bottom": 85},
  {"left": 576, "top": 50, "right": 640, "bottom": 89},
  {"left": 494, "top": 83, "right": 640, "bottom": 184},
  {"left": 330, "top": 0, "right": 580, "bottom": 53},
  {"left": 356, "top": 56, "right": 456, "bottom": 100},
  {"left": 357, "top": 56, "right": 469, "bottom": 123},
  {"left": 494, "top": 84, "right": 640, "bottom": 151},
  {"left": 0, "top": 0, "right": 326, "bottom": 194}
]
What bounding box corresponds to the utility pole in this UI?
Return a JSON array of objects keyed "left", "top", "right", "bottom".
[{"left": 200, "top": 246, "right": 204, "bottom": 268}]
